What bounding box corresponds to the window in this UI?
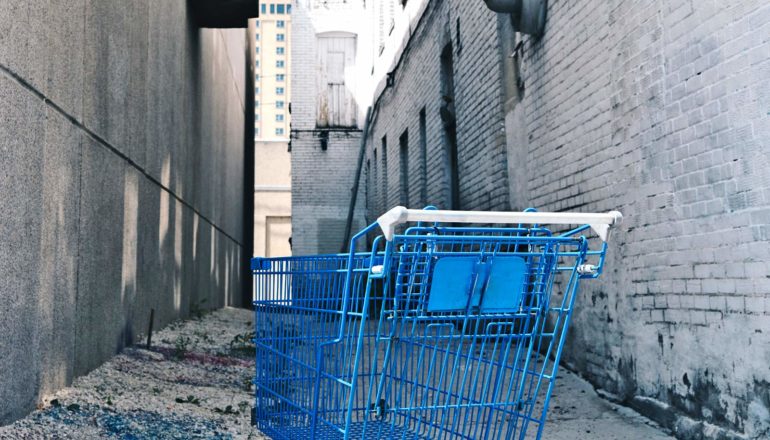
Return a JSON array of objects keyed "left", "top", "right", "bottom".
[
  {"left": 287, "top": 4, "right": 292, "bottom": 13},
  {"left": 255, "top": 100, "right": 260, "bottom": 107},
  {"left": 255, "top": 33, "right": 260, "bottom": 41},
  {"left": 276, "top": 60, "right": 285, "bottom": 68},
  {"left": 277, "top": 4, "right": 285, "bottom": 14},
  {"left": 255, "top": 46, "right": 259, "bottom": 54},
  {"left": 276, "top": 101, "right": 284, "bottom": 109},
  {"left": 419, "top": 108, "right": 427, "bottom": 205},
  {"left": 440, "top": 43, "right": 459, "bottom": 209},
  {"left": 399, "top": 130, "right": 409, "bottom": 206},
  {"left": 255, "top": 73, "right": 260, "bottom": 81},
  {"left": 277, "top": 20, "right": 285, "bottom": 28},
  {"left": 276, "top": 127, "right": 285, "bottom": 136},
  {"left": 255, "top": 60, "right": 260, "bottom": 67},
  {"left": 276, "top": 114, "right": 284, "bottom": 122},
  {"left": 381, "top": 136, "right": 388, "bottom": 210},
  {"left": 261, "top": 4, "right": 266, "bottom": 14},
  {"left": 255, "top": 113, "right": 260, "bottom": 121},
  {"left": 269, "top": 4, "right": 275, "bottom": 14},
  {"left": 255, "top": 20, "right": 259, "bottom": 28},
  {"left": 255, "top": 86, "right": 260, "bottom": 94},
  {"left": 373, "top": 148, "right": 378, "bottom": 212},
  {"left": 276, "top": 87, "right": 284, "bottom": 95},
  {"left": 255, "top": 127, "right": 259, "bottom": 136},
  {"left": 277, "top": 74, "right": 285, "bottom": 82},
  {"left": 276, "top": 33, "right": 285, "bottom": 42},
  {"left": 276, "top": 47, "right": 285, "bottom": 55}
]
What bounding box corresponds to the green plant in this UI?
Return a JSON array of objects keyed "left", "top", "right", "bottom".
[
  {"left": 190, "top": 298, "right": 209, "bottom": 320},
  {"left": 174, "top": 335, "right": 191, "bottom": 360},
  {"left": 213, "top": 405, "right": 239, "bottom": 415},
  {"left": 229, "top": 331, "right": 256, "bottom": 357},
  {"left": 175, "top": 395, "right": 201, "bottom": 405}
]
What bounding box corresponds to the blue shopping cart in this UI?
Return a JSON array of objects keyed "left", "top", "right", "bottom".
[{"left": 252, "top": 207, "right": 622, "bottom": 439}]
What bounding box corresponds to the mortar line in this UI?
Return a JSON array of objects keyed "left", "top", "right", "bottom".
[{"left": 0, "top": 61, "right": 244, "bottom": 249}]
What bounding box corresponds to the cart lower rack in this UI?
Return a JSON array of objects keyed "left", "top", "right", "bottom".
[{"left": 252, "top": 207, "right": 622, "bottom": 439}]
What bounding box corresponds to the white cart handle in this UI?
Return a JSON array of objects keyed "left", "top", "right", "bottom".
[{"left": 376, "top": 207, "right": 623, "bottom": 242}]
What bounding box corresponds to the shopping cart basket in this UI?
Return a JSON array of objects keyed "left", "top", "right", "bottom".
[{"left": 252, "top": 207, "right": 622, "bottom": 439}]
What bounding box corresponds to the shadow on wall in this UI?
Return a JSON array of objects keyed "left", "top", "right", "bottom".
[{"left": 0, "top": 0, "right": 246, "bottom": 425}]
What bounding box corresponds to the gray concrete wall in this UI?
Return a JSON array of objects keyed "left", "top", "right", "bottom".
[
  {"left": 360, "top": 0, "right": 770, "bottom": 438},
  {"left": 0, "top": 0, "right": 248, "bottom": 424}
]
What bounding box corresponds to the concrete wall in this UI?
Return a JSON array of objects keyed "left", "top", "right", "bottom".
[
  {"left": 360, "top": 0, "right": 770, "bottom": 438},
  {"left": 290, "top": 0, "right": 368, "bottom": 255},
  {"left": 0, "top": 0, "right": 249, "bottom": 424},
  {"left": 253, "top": 140, "right": 292, "bottom": 257}
]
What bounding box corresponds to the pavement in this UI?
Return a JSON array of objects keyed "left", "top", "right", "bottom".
[
  {"left": 538, "top": 369, "right": 674, "bottom": 439},
  {"left": 0, "top": 307, "right": 673, "bottom": 439}
]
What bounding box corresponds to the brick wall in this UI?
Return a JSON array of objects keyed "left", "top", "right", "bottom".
[
  {"left": 361, "top": 0, "right": 770, "bottom": 437},
  {"left": 290, "top": 0, "right": 368, "bottom": 255}
]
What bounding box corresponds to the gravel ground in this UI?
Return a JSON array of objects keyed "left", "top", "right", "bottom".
[
  {"left": 0, "top": 306, "right": 671, "bottom": 440},
  {"left": 0, "top": 307, "right": 265, "bottom": 440}
]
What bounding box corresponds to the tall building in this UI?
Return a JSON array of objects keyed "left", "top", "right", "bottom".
[
  {"left": 251, "top": 2, "right": 293, "bottom": 257},
  {"left": 254, "top": 2, "right": 292, "bottom": 140}
]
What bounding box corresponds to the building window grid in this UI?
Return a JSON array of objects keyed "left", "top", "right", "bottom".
[
  {"left": 276, "top": 87, "right": 284, "bottom": 95},
  {"left": 276, "top": 114, "right": 284, "bottom": 122},
  {"left": 276, "top": 60, "right": 285, "bottom": 68},
  {"left": 277, "top": 74, "right": 285, "bottom": 82},
  {"left": 277, "top": 33, "right": 285, "bottom": 42},
  {"left": 277, "top": 47, "right": 285, "bottom": 55}
]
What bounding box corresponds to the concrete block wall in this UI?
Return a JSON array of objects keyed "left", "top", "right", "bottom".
[
  {"left": 361, "top": 0, "right": 770, "bottom": 437},
  {"left": 0, "top": 0, "right": 248, "bottom": 424}
]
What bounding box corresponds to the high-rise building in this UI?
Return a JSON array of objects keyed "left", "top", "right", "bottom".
[
  {"left": 254, "top": 2, "right": 292, "bottom": 140},
  {"left": 250, "top": 3, "right": 293, "bottom": 258}
]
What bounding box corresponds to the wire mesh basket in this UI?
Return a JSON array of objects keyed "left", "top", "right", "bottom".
[{"left": 252, "top": 207, "right": 622, "bottom": 439}]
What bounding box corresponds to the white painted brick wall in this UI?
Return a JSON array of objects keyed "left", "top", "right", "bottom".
[
  {"left": 290, "top": 0, "right": 367, "bottom": 255},
  {"left": 358, "top": 0, "right": 770, "bottom": 436}
]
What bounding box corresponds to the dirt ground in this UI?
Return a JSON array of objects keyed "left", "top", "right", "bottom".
[{"left": 0, "top": 307, "right": 672, "bottom": 439}]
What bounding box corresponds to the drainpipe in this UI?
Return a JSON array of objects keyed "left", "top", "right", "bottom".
[
  {"left": 483, "top": 0, "right": 547, "bottom": 38},
  {"left": 341, "top": 107, "right": 373, "bottom": 253}
]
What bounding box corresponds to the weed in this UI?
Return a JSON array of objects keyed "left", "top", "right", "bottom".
[
  {"left": 213, "top": 405, "right": 239, "bottom": 415},
  {"left": 229, "top": 331, "right": 256, "bottom": 357},
  {"left": 175, "top": 395, "right": 201, "bottom": 405},
  {"left": 190, "top": 298, "right": 209, "bottom": 320},
  {"left": 174, "top": 335, "right": 191, "bottom": 360}
]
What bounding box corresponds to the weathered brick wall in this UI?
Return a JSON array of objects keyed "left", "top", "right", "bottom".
[
  {"left": 362, "top": 0, "right": 770, "bottom": 437},
  {"left": 365, "top": 0, "right": 510, "bottom": 216}
]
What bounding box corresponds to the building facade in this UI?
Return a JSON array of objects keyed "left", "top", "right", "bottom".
[
  {"left": 254, "top": 2, "right": 292, "bottom": 140},
  {"left": 293, "top": 0, "right": 770, "bottom": 438},
  {"left": 252, "top": 4, "right": 293, "bottom": 258},
  {"left": 0, "top": 0, "right": 254, "bottom": 425},
  {"left": 290, "top": 0, "right": 371, "bottom": 255}
]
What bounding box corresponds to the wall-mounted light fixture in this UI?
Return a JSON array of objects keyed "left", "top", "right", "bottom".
[
  {"left": 319, "top": 131, "right": 329, "bottom": 151},
  {"left": 483, "top": 0, "right": 547, "bottom": 38}
]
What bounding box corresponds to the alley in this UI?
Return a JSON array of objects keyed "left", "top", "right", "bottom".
[{"left": 0, "top": 308, "right": 671, "bottom": 439}]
